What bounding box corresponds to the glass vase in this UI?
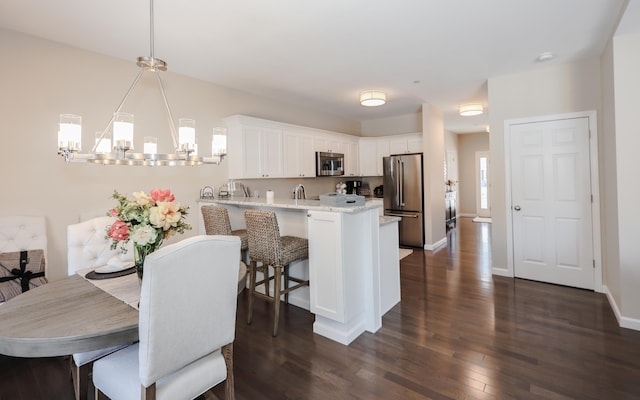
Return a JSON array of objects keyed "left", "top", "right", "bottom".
[{"left": 133, "top": 243, "right": 150, "bottom": 284}]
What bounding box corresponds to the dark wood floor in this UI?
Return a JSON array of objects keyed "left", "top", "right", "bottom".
[{"left": 2, "top": 217, "right": 640, "bottom": 400}]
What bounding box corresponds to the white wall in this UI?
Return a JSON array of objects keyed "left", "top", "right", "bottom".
[
  {"left": 487, "top": 58, "right": 602, "bottom": 274},
  {"left": 0, "top": 28, "right": 358, "bottom": 281}
]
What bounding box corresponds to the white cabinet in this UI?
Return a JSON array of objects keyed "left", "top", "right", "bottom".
[
  {"left": 359, "top": 137, "right": 389, "bottom": 176},
  {"left": 226, "top": 118, "right": 283, "bottom": 179},
  {"left": 344, "top": 141, "right": 360, "bottom": 176},
  {"left": 308, "top": 210, "right": 369, "bottom": 325},
  {"left": 389, "top": 133, "right": 422, "bottom": 154},
  {"left": 283, "top": 131, "right": 315, "bottom": 178}
]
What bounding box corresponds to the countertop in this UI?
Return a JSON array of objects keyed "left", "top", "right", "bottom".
[
  {"left": 199, "top": 196, "right": 381, "bottom": 213},
  {"left": 379, "top": 215, "right": 401, "bottom": 226}
]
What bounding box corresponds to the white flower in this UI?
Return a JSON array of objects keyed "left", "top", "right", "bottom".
[
  {"left": 130, "top": 224, "right": 159, "bottom": 246},
  {"left": 149, "top": 202, "right": 182, "bottom": 230}
]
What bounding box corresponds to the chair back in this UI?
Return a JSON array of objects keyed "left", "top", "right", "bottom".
[
  {"left": 201, "top": 205, "right": 234, "bottom": 236},
  {"left": 0, "top": 216, "right": 47, "bottom": 256},
  {"left": 244, "top": 209, "right": 283, "bottom": 266},
  {"left": 67, "top": 216, "right": 132, "bottom": 275},
  {"left": 138, "top": 235, "right": 240, "bottom": 387}
]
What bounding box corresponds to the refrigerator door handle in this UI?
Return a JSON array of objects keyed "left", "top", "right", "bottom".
[
  {"left": 386, "top": 212, "right": 419, "bottom": 218},
  {"left": 399, "top": 159, "right": 405, "bottom": 206},
  {"left": 395, "top": 159, "right": 401, "bottom": 206}
]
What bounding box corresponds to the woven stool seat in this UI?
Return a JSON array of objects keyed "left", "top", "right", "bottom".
[
  {"left": 201, "top": 205, "right": 248, "bottom": 251},
  {"left": 244, "top": 209, "right": 309, "bottom": 336}
]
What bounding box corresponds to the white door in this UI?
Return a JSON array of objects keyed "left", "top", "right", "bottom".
[
  {"left": 510, "top": 117, "right": 594, "bottom": 289},
  {"left": 476, "top": 151, "right": 491, "bottom": 218}
]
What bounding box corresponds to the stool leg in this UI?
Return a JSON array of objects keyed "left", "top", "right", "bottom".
[
  {"left": 247, "top": 261, "right": 257, "bottom": 325},
  {"left": 263, "top": 262, "right": 270, "bottom": 297},
  {"left": 273, "top": 265, "right": 282, "bottom": 337},
  {"left": 284, "top": 265, "right": 290, "bottom": 304}
]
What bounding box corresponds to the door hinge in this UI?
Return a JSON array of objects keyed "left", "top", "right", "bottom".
[
  {"left": 591, "top": 194, "right": 593, "bottom": 203},
  {"left": 593, "top": 260, "right": 596, "bottom": 269}
]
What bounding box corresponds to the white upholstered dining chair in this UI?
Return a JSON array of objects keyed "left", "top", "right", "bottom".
[
  {"left": 93, "top": 235, "right": 241, "bottom": 400},
  {"left": 0, "top": 216, "right": 48, "bottom": 303},
  {"left": 67, "top": 216, "right": 133, "bottom": 400}
]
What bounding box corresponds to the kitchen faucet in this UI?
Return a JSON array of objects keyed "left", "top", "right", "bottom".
[{"left": 293, "top": 184, "right": 306, "bottom": 200}]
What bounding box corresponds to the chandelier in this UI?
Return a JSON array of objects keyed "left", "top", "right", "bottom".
[{"left": 57, "top": 0, "right": 226, "bottom": 166}]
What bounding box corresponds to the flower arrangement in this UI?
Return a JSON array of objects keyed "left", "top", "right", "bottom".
[{"left": 106, "top": 189, "right": 191, "bottom": 280}]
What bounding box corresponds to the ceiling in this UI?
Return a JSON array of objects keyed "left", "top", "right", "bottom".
[{"left": 0, "top": 0, "right": 629, "bottom": 134}]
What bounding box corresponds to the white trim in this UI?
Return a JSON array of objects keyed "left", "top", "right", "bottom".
[
  {"left": 458, "top": 213, "right": 476, "bottom": 218},
  {"left": 604, "top": 285, "right": 640, "bottom": 331},
  {"left": 502, "top": 111, "right": 602, "bottom": 291},
  {"left": 424, "top": 236, "right": 447, "bottom": 251}
]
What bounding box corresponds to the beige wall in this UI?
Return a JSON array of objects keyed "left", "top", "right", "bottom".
[
  {"left": 457, "top": 133, "right": 490, "bottom": 216},
  {"left": 421, "top": 104, "right": 446, "bottom": 247},
  {"left": 600, "top": 36, "right": 622, "bottom": 312},
  {"left": 612, "top": 32, "right": 640, "bottom": 322},
  {"left": 487, "top": 58, "right": 602, "bottom": 274},
  {"left": 0, "top": 28, "right": 358, "bottom": 281},
  {"left": 361, "top": 113, "right": 422, "bottom": 136}
]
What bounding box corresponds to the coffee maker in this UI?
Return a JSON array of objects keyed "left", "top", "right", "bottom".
[{"left": 345, "top": 180, "right": 362, "bottom": 195}]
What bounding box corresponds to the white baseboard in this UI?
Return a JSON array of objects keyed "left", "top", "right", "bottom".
[
  {"left": 424, "top": 236, "right": 447, "bottom": 251},
  {"left": 603, "top": 285, "right": 640, "bottom": 331},
  {"left": 458, "top": 213, "right": 477, "bottom": 218}
]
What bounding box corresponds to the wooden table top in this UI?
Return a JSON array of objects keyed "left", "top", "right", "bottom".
[
  {"left": 0, "top": 261, "right": 247, "bottom": 358},
  {"left": 0, "top": 273, "right": 139, "bottom": 358}
]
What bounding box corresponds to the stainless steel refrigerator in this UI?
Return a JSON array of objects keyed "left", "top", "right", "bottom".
[{"left": 383, "top": 153, "right": 424, "bottom": 247}]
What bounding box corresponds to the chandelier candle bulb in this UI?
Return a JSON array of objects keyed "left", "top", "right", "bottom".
[
  {"left": 178, "top": 118, "right": 196, "bottom": 151},
  {"left": 211, "top": 127, "right": 227, "bottom": 156},
  {"left": 113, "top": 112, "right": 134, "bottom": 150},
  {"left": 95, "top": 132, "right": 112, "bottom": 153},
  {"left": 58, "top": 114, "right": 82, "bottom": 151},
  {"left": 144, "top": 136, "right": 157, "bottom": 154}
]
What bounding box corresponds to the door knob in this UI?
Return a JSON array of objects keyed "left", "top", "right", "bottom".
[{"left": 514, "top": 205, "right": 521, "bottom": 211}]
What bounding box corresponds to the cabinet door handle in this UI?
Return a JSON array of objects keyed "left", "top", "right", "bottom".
[{"left": 514, "top": 205, "right": 521, "bottom": 211}]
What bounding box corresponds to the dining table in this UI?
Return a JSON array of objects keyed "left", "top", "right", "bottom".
[{"left": 0, "top": 262, "right": 247, "bottom": 358}]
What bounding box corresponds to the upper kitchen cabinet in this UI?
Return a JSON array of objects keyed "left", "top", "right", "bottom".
[
  {"left": 226, "top": 116, "right": 283, "bottom": 179},
  {"left": 389, "top": 133, "right": 422, "bottom": 155},
  {"left": 359, "top": 137, "right": 389, "bottom": 176},
  {"left": 283, "top": 131, "right": 315, "bottom": 178},
  {"left": 314, "top": 135, "right": 341, "bottom": 154},
  {"left": 344, "top": 141, "right": 360, "bottom": 177}
]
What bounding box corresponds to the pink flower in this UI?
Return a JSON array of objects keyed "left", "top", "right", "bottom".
[
  {"left": 108, "top": 220, "right": 130, "bottom": 241},
  {"left": 109, "top": 209, "right": 118, "bottom": 217},
  {"left": 150, "top": 189, "right": 175, "bottom": 203}
]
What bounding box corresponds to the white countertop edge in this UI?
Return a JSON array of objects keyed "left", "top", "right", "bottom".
[
  {"left": 379, "top": 215, "right": 401, "bottom": 226},
  {"left": 198, "top": 197, "right": 381, "bottom": 213}
]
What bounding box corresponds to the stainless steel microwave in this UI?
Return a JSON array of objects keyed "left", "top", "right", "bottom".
[{"left": 316, "top": 152, "right": 344, "bottom": 176}]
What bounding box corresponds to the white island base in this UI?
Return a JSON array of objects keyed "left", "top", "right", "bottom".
[{"left": 198, "top": 198, "right": 400, "bottom": 345}]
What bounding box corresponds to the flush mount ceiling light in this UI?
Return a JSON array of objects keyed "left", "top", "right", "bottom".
[
  {"left": 57, "top": 0, "right": 226, "bottom": 166},
  {"left": 535, "top": 52, "right": 555, "bottom": 63},
  {"left": 459, "top": 104, "right": 483, "bottom": 116},
  {"left": 360, "top": 90, "right": 386, "bottom": 107}
]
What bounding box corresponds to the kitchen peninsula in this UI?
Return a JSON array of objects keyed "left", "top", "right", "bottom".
[{"left": 198, "top": 197, "right": 400, "bottom": 345}]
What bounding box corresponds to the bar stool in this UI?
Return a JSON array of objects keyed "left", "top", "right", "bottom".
[
  {"left": 201, "top": 205, "right": 249, "bottom": 254},
  {"left": 244, "top": 209, "right": 309, "bottom": 336}
]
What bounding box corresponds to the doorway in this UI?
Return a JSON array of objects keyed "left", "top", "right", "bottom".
[
  {"left": 475, "top": 151, "right": 491, "bottom": 218},
  {"left": 504, "top": 112, "right": 601, "bottom": 291}
]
